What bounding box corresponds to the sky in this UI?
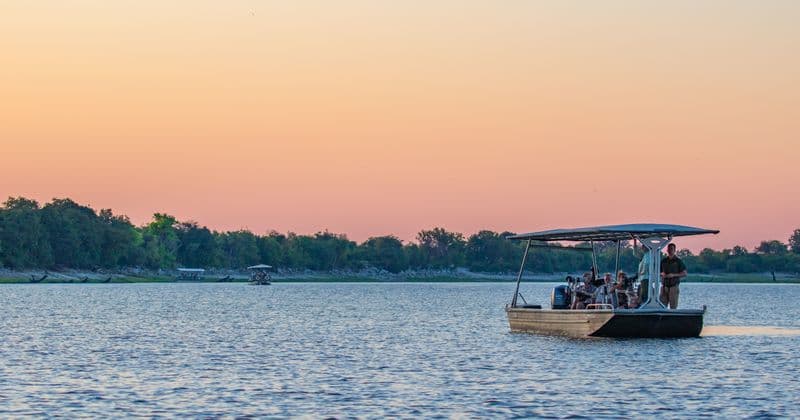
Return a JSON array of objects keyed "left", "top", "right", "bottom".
[{"left": 1, "top": 1, "right": 798, "bottom": 251}]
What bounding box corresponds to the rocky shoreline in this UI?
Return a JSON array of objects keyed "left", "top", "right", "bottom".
[
  {"left": 1, "top": 267, "right": 799, "bottom": 284},
  {"left": 0, "top": 267, "right": 568, "bottom": 283}
]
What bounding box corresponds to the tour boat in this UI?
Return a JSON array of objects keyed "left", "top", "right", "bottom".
[
  {"left": 248, "top": 264, "right": 273, "bottom": 285},
  {"left": 505, "top": 224, "right": 718, "bottom": 338}
]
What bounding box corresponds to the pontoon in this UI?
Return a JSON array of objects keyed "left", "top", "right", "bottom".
[{"left": 505, "top": 224, "right": 718, "bottom": 338}]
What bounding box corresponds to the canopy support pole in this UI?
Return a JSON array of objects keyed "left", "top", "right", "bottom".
[
  {"left": 590, "top": 240, "right": 598, "bottom": 280},
  {"left": 511, "top": 240, "right": 532, "bottom": 308},
  {"left": 614, "top": 240, "right": 621, "bottom": 281},
  {"left": 639, "top": 236, "right": 671, "bottom": 309}
]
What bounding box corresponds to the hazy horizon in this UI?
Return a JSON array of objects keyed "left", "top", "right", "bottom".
[{"left": 3, "top": 1, "right": 799, "bottom": 252}]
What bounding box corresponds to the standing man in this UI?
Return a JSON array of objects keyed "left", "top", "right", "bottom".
[{"left": 660, "top": 243, "right": 687, "bottom": 309}]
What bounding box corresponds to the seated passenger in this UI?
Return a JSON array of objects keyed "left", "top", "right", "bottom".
[
  {"left": 603, "top": 273, "right": 615, "bottom": 304},
  {"left": 571, "top": 272, "right": 597, "bottom": 309},
  {"left": 593, "top": 273, "right": 613, "bottom": 305},
  {"left": 611, "top": 271, "right": 633, "bottom": 308}
]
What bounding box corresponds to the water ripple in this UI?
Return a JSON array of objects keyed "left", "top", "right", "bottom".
[{"left": 0, "top": 282, "right": 798, "bottom": 417}]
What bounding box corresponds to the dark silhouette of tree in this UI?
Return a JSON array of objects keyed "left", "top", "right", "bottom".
[
  {"left": 417, "top": 228, "right": 465, "bottom": 268},
  {"left": 755, "top": 240, "right": 788, "bottom": 255},
  {"left": 217, "top": 230, "right": 261, "bottom": 268},
  {"left": 1, "top": 196, "right": 799, "bottom": 276},
  {"left": 98, "top": 209, "right": 141, "bottom": 268},
  {"left": 358, "top": 236, "right": 407, "bottom": 273},
  {"left": 141, "top": 213, "right": 179, "bottom": 269},
  {"left": 465, "top": 230, "right": 521, "bottom": 272},
  {"left": 176, "top": 221, "right": 218, "bottom": 267},
  {"left": 789, "top": 229, "right": 800, "bottom": 254},
  {"left": 0, "top": 197, "right": 53, "bottom": 268},
  {"left": 40, "top": 198, "right": 103, "bottom": 268}
]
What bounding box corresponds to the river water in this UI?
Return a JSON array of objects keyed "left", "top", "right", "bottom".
[{"left": 1, "top": 282, "right": 798, "bottom": 417}]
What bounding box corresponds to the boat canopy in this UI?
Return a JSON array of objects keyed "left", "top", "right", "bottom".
[
  {"left": 509, "top": 223, "right": 719, "bottom": 242},
  {"left": 177, "top": 268, "right": 206, "bottom": 272},
  {"left": 247, "top": 264, "right": 273, "bottom": 270}
]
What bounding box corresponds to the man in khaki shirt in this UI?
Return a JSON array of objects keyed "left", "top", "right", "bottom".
[{"left": 660, "top": 243, "right": 687, "bottom": 309}]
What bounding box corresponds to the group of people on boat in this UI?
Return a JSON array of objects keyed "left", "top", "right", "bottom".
[
  {"left": 567, "top": 270, "right": 637, "bottom": 309},
  {"left": 250, "top": 270, "right": 271, "bottom": 285},
  {"left": 566, "top": 242, "right": 688, "bottom": 310}
]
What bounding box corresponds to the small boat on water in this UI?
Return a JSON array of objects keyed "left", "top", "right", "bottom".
[
  {"left": 248, "top": 264, "right": 273, "bottom": 285},
  {"left": 505, "top": 223, "right": 718, "bottom": 338},
  {"left": 176, "top": 268, "right": 205, "bottom": 281}
]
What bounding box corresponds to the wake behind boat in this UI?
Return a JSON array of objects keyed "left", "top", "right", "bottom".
[{"left": 505, "top": 223, "right": 718, "bottom": 338}]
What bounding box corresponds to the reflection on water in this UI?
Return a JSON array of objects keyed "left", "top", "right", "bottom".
[
  {"left": 0, "top": 282, "right": 799, "bottom": 417},
  {"left": 702, "top": 325, "right": 800, "bottom": 336}
]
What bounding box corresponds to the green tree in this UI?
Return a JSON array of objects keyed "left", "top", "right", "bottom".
[
  {"left": 257, "top": 232, "right": 285, "bottom": 267},
  {"left": 5, "top": 194, "right": 800, "bottom": 276},
  {"left": 403, "top": 243, "right": 425, "bottom": 269},
  {"left": 141, "top": 213, "right": 179, "bottom": 269},
  {"left": 755, "top": 240, "right": 787, "bottom": 255},
  {"left": 358, "top": 235, "right": 407, "bottom": 273},
  {"left": 465, "top": 230, "right": 521, "bottom": 272},
  {"left": 789, "top": 229, "right": 800, "bottom": 254},
  {"left": 726, "top": 256, "right": 758, "bottom": 273},
  {"left": 417, "top": 228, "right": 466, "bottom": 268},
  {"left": 217, "top": 230, "right": 261, "bottom": 268},
  {"left": 308, "top": 232, "right": 355, "bottom": 270},
  {"left": 283, "top": 233, "right": 313, "bottom": 269},
  {"left": 40, "top": 198, "right": 103, "bottom": 268},
  {"left": 98, "top": 209, "right": 140, "bottom": 268},
  {"left": 731, "top": 245, "right": 749, "bottom": 257},
  {"left": 176, "top": 221, "right": 218, "bottom": 267},
  {"left": 0, "top": 197, "right": 53, "bottom": 268},
  {"left": 698, "top": 248, "right": 725, "bottom": 271}
]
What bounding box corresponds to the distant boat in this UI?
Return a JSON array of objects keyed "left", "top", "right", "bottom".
[
  {"left": 505, "top": 223, "right": 718, "bottom": 338},
  {"left": 248, "top": 264, "right": 273, "bottom": 285},
  {"left": 176, "top": 268, "right": 205, "bottom": 281}
]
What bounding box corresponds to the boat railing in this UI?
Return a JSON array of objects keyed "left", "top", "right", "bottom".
[{"left": 586, "top": 303, "right": 613, "bottom": 310}]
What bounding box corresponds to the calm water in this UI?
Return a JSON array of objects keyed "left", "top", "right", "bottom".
[{"left": 1, "top": 282, "right": 799, "bottom": 418}]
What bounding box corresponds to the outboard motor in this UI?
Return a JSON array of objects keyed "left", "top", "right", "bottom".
[{"left": 551, "top": 285, "right": 570, "bottom": 309}]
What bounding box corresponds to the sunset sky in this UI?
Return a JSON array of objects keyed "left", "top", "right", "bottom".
[{"left": 2, "top": 1, "right": 798, "bottom": 251}]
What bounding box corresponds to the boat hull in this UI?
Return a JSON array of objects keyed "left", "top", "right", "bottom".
[
  {"left": 506, "top": 307, "right": 704, "bottom": 338},
  {"left": 591, "top": 309, "right": 703, "bottom": 338}
]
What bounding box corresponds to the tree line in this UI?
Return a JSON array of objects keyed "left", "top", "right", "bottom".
[{"left": 1, "top": 197, "right": 799, "bottom": 274}]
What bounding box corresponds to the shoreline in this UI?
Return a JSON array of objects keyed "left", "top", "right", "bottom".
[{"left": 1, "top": 271, "right": 798, "bottom": 284}]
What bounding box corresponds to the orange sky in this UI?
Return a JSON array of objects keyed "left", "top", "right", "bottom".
[{"left": 1, "top": 1, "right": 798, "bottom": 251}]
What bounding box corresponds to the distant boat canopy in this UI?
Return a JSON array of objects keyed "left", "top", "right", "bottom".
[
  {"left": 176, "top": 267, "right": 205, "bottom": 281},
  {"left": 509, "top": 223, "right": 719, "bottom": 242},
  {"left": 247, "top": 264, "right": 273, "bottom": 270}
]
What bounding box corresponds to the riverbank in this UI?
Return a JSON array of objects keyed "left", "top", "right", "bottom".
[{"left": 1, "top": 269, "right": 798, "bottom": 284}]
